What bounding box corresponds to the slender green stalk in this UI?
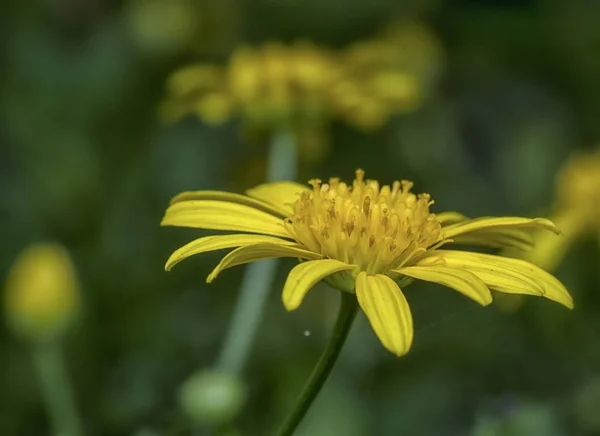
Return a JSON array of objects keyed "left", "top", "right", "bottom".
[
  {"left": 276, "top": 291, "right": 358, "bottom": 436},
  {"left": 216, "top": 130, "right": 297, "bottom": 374},
  {"left": 32, "top": 342, "right": 84, "bottom": 436}
]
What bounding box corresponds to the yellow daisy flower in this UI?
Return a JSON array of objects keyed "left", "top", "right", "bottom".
[{"left": 161, "top": 170, "right": 573, "bottom": 357}]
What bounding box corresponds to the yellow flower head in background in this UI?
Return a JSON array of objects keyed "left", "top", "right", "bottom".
[
  {"left": 332, "top": 21, "right": 442, "bottom": 130},
  {"left": 508, "top": 147, "right": 600, "bottom": 271},
  {"left": 159, "top": 22, "right": 441, "bottom": 133},
  {"left": 161, "top": 170, "right": 572, "bottom": 357},
  {"left": 4, "top": 242, "right": 81, "bottom": 342},
  {"left": 555, "top": 148, "right": 600, "bottom": 233},
  {"left": 160, "top": 41, "right": 339, "bottom": 127}
]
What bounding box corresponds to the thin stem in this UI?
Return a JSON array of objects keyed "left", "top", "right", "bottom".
[
  {"left": 276, "top": 291, "right": 358, "bottom": 436},
  {"left": 31, "top": 342, "right": 84, "bottom": 436},
  {"left": 216, "top": 130, "right": 297, "bottom": 374}
]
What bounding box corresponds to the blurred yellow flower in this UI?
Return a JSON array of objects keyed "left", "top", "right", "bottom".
[
  {"left": 160, "top": 21, "right": 442, "bottom": 135},
  {"left": 333, "top": 21, "right": 442, "bottom": 130},
  {"left": 509, "top": 148, "right": 600, "bottom": 272},
  {"left": 160, "top": 41, "right": 338, "bottom": 127},
  {"left": 162, "top": 170, "right": 572, "bottom": 357},
  {"left": 555, "top": 148, "right": 600, "bottom": 233},
  {"left": 4, "top": 243, "right": 81, "bottom": 342}
]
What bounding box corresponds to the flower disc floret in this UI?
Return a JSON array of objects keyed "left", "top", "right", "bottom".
[{"left": 286, "top": 170, "right": 442, "bottom": 274}]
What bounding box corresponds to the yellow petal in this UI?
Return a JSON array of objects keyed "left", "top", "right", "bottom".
[
  {"left": 442, "top": 217, "right": 559, "bottom": 241},
  {"left": 355, "top": 272, "right": 413, "bottom": 357},
  {"left": 282, "top": 260, "right": 357, "bottom": 311},
  {"left": 396, "top": 265, "right": 493, "bottom": 306},
  {"left": 451, "top": 228, "right": 535, "bottom": 250},
  {"left": 416, "top": 250, "right": 544, "bottom": 297},
  {"left": 246, "top": 181, "right": 310, "bottom": 216},
  {"left": 437, "top": 211, "right": 468, "bottom": 225},
  {"left": 420, "top": 250, "right": 573, "bottom": 309},
  {"left": 165, "top": 234, "right": 296, "bottom": 271},
  {"left": 161, "top": 200, "right": 290, "bottom": 238},
  {"left": 169, "top": 190, "right": 286, "bottom": 217},
  {"left": 207, "top": 243, "right": 322, "bottom": 283}
]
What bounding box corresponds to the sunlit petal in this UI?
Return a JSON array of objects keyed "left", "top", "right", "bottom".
[
  {"left": 207, "top": 243, "right": 322, "bottom": 283},
  {"left": 246, "top": 181, "right": 310, "bottom": 216},
  {"left": 355, "top": 272, "right": 413, "bottom": 357},
  {"left": 161, "top": 200, "right": 290, "bottom": 237},
  {"left": 165, "top": 234, "right": 296, "bottom": 271},
  {"left": 396, "top": 265, "right": 493, "bottom": 306},
  {"left": 282, "top": 260, "right": 357, "bottom": 311},
  {"left": 415, "top": 251, "right": 544, "bottom": 297},
  {"left": 437, "top": 211, "right": 468, "bottom": 225},
  {"left": 442, "top": 217, "right": 560, "bottom": 241},
  {"left": 169, "top": 190, "right": 287, "bottom": 217},
  {"left": 450, "top": 228, "right": 535, "bottom": 250},
  {"left": 418, "top": 250, "right": 573, "bottom": 309}
]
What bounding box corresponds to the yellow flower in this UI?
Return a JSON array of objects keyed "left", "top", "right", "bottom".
[
  {"left": 506, "top": 147, "right": 600, "bottom": 272},
  {"left": 160, "top": 24, "right": 440, "bottom": 133},
  {"left": 161, "top": 170, "right": 573, "bottom": 357},
  {"left": 4, "top": 242, "right": 81, "bottom": 342},
  {"left": 554, "top": 148, "right": 600, "bottom": 234}
]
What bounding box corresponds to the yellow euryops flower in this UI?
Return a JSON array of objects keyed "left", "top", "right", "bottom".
[
  {"left": 554, "top": 148, "right": 600, "bottom": 234},
  {"left": 160, "top": 41, "right": 340, "bottom": 128},
  {"left": 160, "top": 22, "right": 441, "bottom": 133},
  {"left": 507, "top": 148, "right": 600, "bottom": 272},
  {"left": 331, "top": 22, "right": 442, "bottom": 130},
  {"left": 161, "top": 170, "right": 573, "bottom": 357},
  {"left": 4, "top": 243, "right": 81, "bottom": 342}
]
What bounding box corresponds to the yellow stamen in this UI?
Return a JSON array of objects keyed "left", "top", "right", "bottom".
[{"left": 285, "top": 169, "right": 442, "bottom": 274}]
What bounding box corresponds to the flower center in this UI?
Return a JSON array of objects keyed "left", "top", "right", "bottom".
[{"left": 286, "top": 169, "right": 443, "bottom": 274}]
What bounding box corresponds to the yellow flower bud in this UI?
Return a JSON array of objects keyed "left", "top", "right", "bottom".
[{"left": 4, "top": 243, "right": 80, "bottom": 342}]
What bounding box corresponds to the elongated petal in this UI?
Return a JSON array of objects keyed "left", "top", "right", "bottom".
[
  {"left": 246, "top": 181, "right": 309, "bottom": 216},
  {"left": 355, "top": 272, "right": 413, "bottom": 357},
  {"left": 169, "top": 190, "right": 287, "bottom": 217},
  {"left": 207, "top": 243, "right": 322, "bottom": 282},
  {"left": 451, "top": 229, "right": 535, "bottom": 250},
  {"left": 282, "top": 260, "right": 357, "bottom": 311},
  {"left": 396, "top": 265, "right": 493, "bottom": 306},
  {"left": 418, "top": 250, "right": 573, "bottom": 308},
  {"left": 416, "top": 251, "right": 544, "bottom": 296},
  {"left": 437, "top": 212, "right": 468, "bottom": 225},
  {"left": 442, "top": 217, "right": 559, "bottom": 241},
  {"left": 161, "top": 200, "right": 290, "bottom": 237},
  {"left": 165, "top": 234, "right": 296, "bottom": 271}
]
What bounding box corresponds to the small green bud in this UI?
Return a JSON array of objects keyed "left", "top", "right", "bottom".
[{"left": 179, "top": 369, "right": 247, "bottom": 426}]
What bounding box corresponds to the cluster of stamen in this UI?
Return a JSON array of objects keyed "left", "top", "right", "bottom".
[{"left": 286, "top": 169, "right": 443, "bottom": 274}]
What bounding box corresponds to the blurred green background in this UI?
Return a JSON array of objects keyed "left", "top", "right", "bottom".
[{"left": 2, "top": 0, "right": 600, "bottom": 435}]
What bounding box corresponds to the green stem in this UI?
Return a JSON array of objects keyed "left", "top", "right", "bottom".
[
  {"left": 216, "top": 130, "right": 297, "bottom": 374},
  {"left": 276, "top": 291, "right": 358, "bottom": 436},
  {"left": 32, "top": 342, "right": 84, "bottom": 436}
]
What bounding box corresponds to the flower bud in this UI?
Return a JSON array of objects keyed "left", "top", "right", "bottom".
[
  {"left": 4, "top": 242, "right": 80, "bottom": 342},
  {"left": 179, "top": 369, "right": 247, "bottom": 426}
]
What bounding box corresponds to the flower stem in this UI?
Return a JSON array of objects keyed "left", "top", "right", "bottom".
[
  {"left": 216, "top": 130, "right": 297, "bottom": 374},
  {"left": 31, "top": 342, "right": 84, "bottom": 436},
  {"left": 276, "top": 291, "right": 358, "bottom": 436}
]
